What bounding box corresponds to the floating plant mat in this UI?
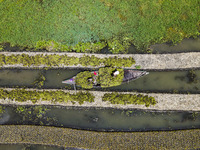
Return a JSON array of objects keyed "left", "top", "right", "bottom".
[
  {"left": 1, "top": 105, "right": 200, "bottom": 132},
  {"left": 0, "top": 68, "right": 200, "bottom": 93}
]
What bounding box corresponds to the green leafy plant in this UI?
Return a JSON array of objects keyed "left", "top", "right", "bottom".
[
  {"left": 0, "top": 0, "right": 199, "bottom": 53},
  {"left": 75, "top": 71, "right": 94, "bottom": 89},
  {"left": 107, "top": 37, "right": 131, "bottom": 53},
  {"left": 32, "top": 73, "right": 46, "bottom": 88},
  {"left": 0, "top": 105, "right": 5, "bottom": 114},
  {"left": 103, "top": 93, "right": 157, "bottom": 107},
  {"left": 99, "top": 67, "right": 124, "bottom": 87},
  {"left": 0, "top": 54, "right": 135, "bottom": 67},
  {"left": 0, "top": 88, "right": 94, "bottom": 105}
]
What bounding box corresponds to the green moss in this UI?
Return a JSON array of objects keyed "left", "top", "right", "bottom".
[
  {"left": 75, "top": 71, "right": 94, "bottom": 89},
  {"left": 102, "top": 93, "right": 157, "bottom": 107},
  {"left": 99, "top": 67, "right": 124, "bottom": 87}
]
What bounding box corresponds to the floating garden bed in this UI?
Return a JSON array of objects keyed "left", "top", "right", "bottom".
[
  {"left": 0, "top": 89, "right": 94, "bottom": 105},
  {"left": 0, "top": 88, "right": 156, "bottom": 107},
  {"left": 103, "top": 93, "right": 157, "bottom": 107},
  {"left": 0, "top": 54, "right": 135, "bottom": 67}
]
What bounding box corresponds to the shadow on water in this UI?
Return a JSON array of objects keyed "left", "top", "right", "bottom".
[
  {"left": 0, "top": 68, "right": 200, "bottom": 93},
  {"left": 128, "top": 36, "right": 200, "bottom": 54},
  {"left": 1, "top": 105, "right": 200, "bottom": 132}
]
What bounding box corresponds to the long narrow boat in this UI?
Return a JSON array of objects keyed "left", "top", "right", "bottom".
[{"left": 62, "top": 69, "right": 149, "bottom": 88}]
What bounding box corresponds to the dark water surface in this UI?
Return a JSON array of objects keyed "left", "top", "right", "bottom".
[
  {"left": 2, "top": 37, "right": 200, "bottom": 54},
  {"left": 1, "top": 105, "right": 200, "bottom": 132},
  {"left": 0, "top": 68, "right": 200, "bottom": 93},
  {"left": 128, "top": 36, "right": 200, "bottom": 54}
]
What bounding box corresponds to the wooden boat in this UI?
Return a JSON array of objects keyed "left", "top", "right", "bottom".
[{"left": 62, "top": 69, "right": 149, "bottom": 88}]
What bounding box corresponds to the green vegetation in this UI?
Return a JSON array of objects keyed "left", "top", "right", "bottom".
[
  {"left": 103, "top": 93, "right": 157, "bottom": 107},
  {"left": 15, "top": 105, "right": 54, "bottom": 125},
  {"left": 0, "top": 0, "right": 199, "bottom": 52},
  {"left": 75, "top": 71, "right": 94, "bottom": 89},
  {"left": 32, "top": 73, "right": 46, "bottom": 88},
  {"left": 0, "top": 125, "right": 199, "bottom": 149},
  {"left": 0, "top": 89, "right": 94, "bottom": 105},
  {"left": 0, "top": 105, "right": 5, "bottom": 114},
  {"left": 35, "top": 40, "right": 107, "bottom": 53},
  {"left": 0, "top": 54, "right": 135, "bottom": 67},
  {"left": 187, "top": 69, "right": 198, "bottom": 83},
  {"left": 75, "top": 67, "right": 124, "bottom": 89},
  {"left": 99, "top": 68, "right": 124, "bottom": 87}
]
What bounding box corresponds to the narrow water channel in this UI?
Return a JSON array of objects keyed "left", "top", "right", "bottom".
[
  {"left": 3, "top": 37, "right": 200, "bottom": 54},
  {"left": 0, "top": 68, "right": 199, "bottom": 93},
  {"left": 1, "top": 105, "right": 200, "bottom": 132},
  {"left": 128, "top": 36, "right": 200, "bottom": 54}
]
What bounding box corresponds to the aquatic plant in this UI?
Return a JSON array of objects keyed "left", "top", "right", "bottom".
[
  {"left": 15, "top": 105, "right": 56, "bottom": 125},
  {"left": 75, "top": 71, "right": 94, "bottom": 89},
  {"left": 99, "top": 67, "right": 124, "bottom": 88},
  {"left": 103, "top": 93, "right": 157, "bottom": 107},
  {"left": 107, "top": 37, "right": 131, "bottom": 54},
  {"left": 0, "top": 54, "right": 135, "bottom": 68},
  {"left": 32, "top": 73, "right": 46, "bottom": 88},
  {"left": 71, "top": 41, "right": 107, "bottom": 53},
  {"left": 0, "top": 105, "right": 5, "bottom": 114},
  {"left": 187, "top": 69, "right": 198, "bottom": 83},
  {"left": 0, "top": 89, "right": 94, "bottom": 105},
  {"left": 0, "top": 0, "right": 199, "bottom": 52},
  {"left": 75, "top": 67, "right": 124, "bottom": 88}
]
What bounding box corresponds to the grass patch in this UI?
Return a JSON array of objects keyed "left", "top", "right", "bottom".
[{"left": 0, "top": 0, "right": 199, "bottom": 52}]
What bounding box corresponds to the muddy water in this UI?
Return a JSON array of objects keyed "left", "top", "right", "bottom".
[
  {"left": 0, "top": 68, "right": 199, "bottom": 93},
  {"left": 1, "top": 105, "right": 200, "bottom": 132}
]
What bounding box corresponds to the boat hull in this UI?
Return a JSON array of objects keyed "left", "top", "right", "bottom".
[{"left": 62, "top": 69, "right": 149, "bottom": 87}]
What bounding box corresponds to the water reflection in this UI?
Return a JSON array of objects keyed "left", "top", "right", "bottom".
[
  {"left": 0, "top": 68, "right": 200, "bottom": 93},
  {"left": 1, "top": 105, "right": 200, "bottom": 131}
]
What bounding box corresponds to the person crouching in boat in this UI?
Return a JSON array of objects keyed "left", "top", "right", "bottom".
[{"left": 113, "top": 70, "right": 119, "bottom": 77}]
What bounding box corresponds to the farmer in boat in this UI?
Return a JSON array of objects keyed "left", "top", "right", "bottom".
[
  {"left": 93, "top": 71, "right": 98, "bottom": 85},
  {"left": 113, "top": 70, "right": 119, "bottom": 77}
]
